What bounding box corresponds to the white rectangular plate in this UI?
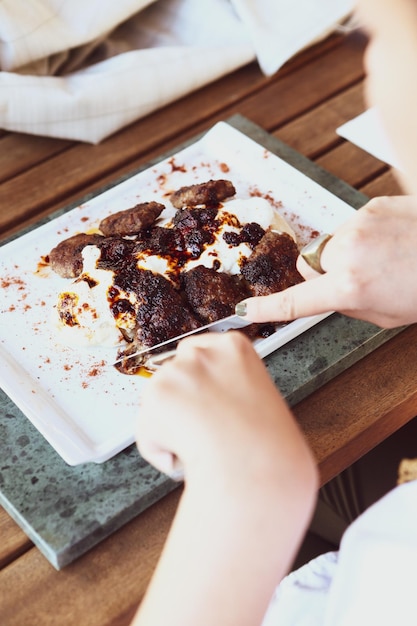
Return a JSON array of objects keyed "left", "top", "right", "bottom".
[{"left": 0, "top": 122, "right": 356, "bottom": 465}]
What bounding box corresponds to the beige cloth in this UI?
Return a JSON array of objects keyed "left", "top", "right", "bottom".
[{"left": 0, "top": 0, "right": 354, "bottom": 143}]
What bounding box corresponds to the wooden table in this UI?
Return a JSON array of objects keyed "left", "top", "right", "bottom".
[{"left": 2, "top": 29, "right": 417, "bottom": 625}]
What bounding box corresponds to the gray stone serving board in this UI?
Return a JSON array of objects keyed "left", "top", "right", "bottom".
[{"left": 0, "top": 115, "right": 404, "bottom": 569}]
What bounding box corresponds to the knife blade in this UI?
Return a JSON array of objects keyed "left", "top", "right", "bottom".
[{"left": 113, "top": 314, "right": 253, "bottom": 365}]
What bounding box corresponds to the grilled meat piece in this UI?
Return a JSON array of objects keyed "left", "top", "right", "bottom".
[
  {"left": 134, "top": 208, "right": 221, "bottom": 275},
  {"left": 170, "top": 179, "right": 236, "bottom": 209},
  {"left": 114, "top": 267, "right": 201, "bottom": 347},
  {"left": 241, "top": 231, "right": 303, "bottom": 296},
  {"left": 96, "top": 237, "right": 137, "bottom": 271},
  {"left": 49, "top": 233, "right": 105, "bottom": 278},
  {"left": 99, "top": 201, "right": 164, "bottom": 236},
  {"left": 172, "top": 206, "right": 219, "bottom": 230},
  {"left": 182, "top": 265, "right": 249, "bottom": 323},
  {"left": 172, "top": 207, "right": 219, "bottom": 259},
  {"left": 134, "top": 226, "right": 183, "bottom": 257},
  {"left": 113, "top": 343, "right": 149, "bottom": 376},
  {"left": 223, "top": 222, "right": 265, "bottom": 249}
]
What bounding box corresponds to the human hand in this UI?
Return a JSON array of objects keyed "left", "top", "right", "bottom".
[
  {"left": 136, "top": 331, "right": 315, "bottom": 493},
  {"left": 238, "top": 195, "right": 417, "bottom": 329}
]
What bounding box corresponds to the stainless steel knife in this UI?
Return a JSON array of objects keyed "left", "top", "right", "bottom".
[{"left": 113, "top": 314, "right": 253, "bottom": 365}]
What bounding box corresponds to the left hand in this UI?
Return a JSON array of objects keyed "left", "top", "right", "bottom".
[{"left": 238, "top": 195, "right": 417, "bottom": 329}]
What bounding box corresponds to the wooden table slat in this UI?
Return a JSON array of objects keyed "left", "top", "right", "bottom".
[
  {"left": 0, "top": 134, "right": 72, "bottom": 186},
  {"left": 0, "top": 491, "right": 180, "bottom": 626},
  {"left": 0, "top": 508, "right": 33, "bottom": 569},
  {"left": 360, "top": 168, "right": 402, "bottom": 197},
  {"left": 276, "top": 82, "right": 365, "bottom": 159},
  {"left": 315, "top": 140, "right": 388, "bottom": 189}
]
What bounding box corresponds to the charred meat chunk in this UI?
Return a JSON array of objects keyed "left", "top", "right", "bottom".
[
  {"left": 99, "top": 201, "right": 164, "bottom": 236},
  {"left": 170, "top": 179, "right": 236, "bottom": 209},
  {"left": 49, "top": 233, "right": 105, "bottom": 278},
  {"left": 113, "top": 342, "right": 148, "bottom": 376},
  {"left": 223, "top": 222, "right": 265, "bottom": 249},
  {"left": 183, "top": 228, "right": 215, "bottom": 260},
  {"left": 172, "top": 206, "right": 219, "bottom": 231},
  {"left": 182, "top": 265, "right": 249, "bottom": 323},
  {"left": 241, "top": 231, "right": 303, "bottom": 296},
  {"left": 172, "top": 206, "right": 219, "bottom": 259},
  {"left": 114, "top": 267, "right": 200, "bottom": 347},
  {"left": 96, "top": 237, "right": 137, "bottom": 271},
  {"left": 134, "top": 226, "right": 183, "bottom": 257}
]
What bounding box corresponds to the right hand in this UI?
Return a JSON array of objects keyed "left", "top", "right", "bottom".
[{"left": 136, "top": 331, "right": 317, "bottom": 497}]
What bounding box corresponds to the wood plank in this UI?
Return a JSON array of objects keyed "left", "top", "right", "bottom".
[
  {"left": 0, "top": 508, "right": 32, "bottom": 569},
  {"left": 275, "top": 82, "right": 366, "bottom": 158},
  {"left": 224, "top": 31, "right": 365, "bottom": 133},
  {"left": 315, "top": 141, "right": 387, "bottom": 189},
  {"left": 0, "top": 134, "right": 72, "bottom": 185},
  {"left": 360, "top": 169, "right": 402, "bottom": 197},
  {"left": 0, "top": 490, "right": 181, "bottom": 626}
]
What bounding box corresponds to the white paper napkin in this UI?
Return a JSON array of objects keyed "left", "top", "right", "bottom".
[
  {"left": 336, "top": 108, "right": 400, "bottom": 169},
  {"left": 0, "top": 0, "right": 354, "bottom": 143}
]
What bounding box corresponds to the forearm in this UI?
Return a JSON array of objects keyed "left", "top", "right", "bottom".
[{"left": 132, "top": 466, "right": 317, "bottom": 626}]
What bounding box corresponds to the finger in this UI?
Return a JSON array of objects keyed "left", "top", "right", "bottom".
[
  {"left": 238, "top": 275, "right": 337, "bottom": 322},
  {"left": 176, "top": 327, "right": 254, "bottom": 357}
]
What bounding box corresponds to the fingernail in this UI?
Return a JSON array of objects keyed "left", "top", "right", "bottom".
[{"left": 235, "top": 301, "right": 247, "bottom": 317}]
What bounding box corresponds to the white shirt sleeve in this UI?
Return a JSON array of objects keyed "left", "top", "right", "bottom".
[
  {"left": 324, "top": 480, "right": 417, "bottom": 625},
  {"left": 262, "top": 481, "right": 417, "bottom": 626},
  {"left": 261, "top": 551, "right": 338, "bottom": 626}
]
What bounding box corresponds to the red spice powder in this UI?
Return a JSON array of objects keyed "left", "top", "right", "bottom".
[
  {"left": 168, "top": 157, "right": 186, "bottom": 173},
  {"left": 1, "top": 275, "right": 26, "bottom": 289}
]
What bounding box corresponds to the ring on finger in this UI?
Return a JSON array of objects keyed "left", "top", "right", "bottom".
[{"left": 300, "top": 233, "right": 332, "bottom": 274}]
